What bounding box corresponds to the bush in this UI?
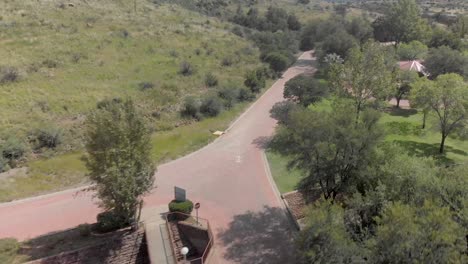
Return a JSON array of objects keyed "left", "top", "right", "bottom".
[
  {"left": 231, "top": 26, "right": 244, "bottom": 37},
  {"left": 77, "top": 223, "right": 92, "bottom": 237},
  {"left": 138, "top": 81, "right": 154, "bottom": 90},
  {"left": 221, "top": 57, "right": 233, "bottom": 66},
  {"left": 244, "top": 69, "right": 266, "bottom": 93},
  {"left": 179, "top": 61, "right": 194, "bottom": 76},
  {"left": 270, "top": 101, "right": 297, "bottom": 125},
  {"left": 218, "top": 86, "right": 240, "bottom": 108},
  {"left": 1, "top": 137, "right": 26, "bottom": 162},
  {"left": 0, "top": 238, "right": 19, "bottom": 263},
  {"left": 0, "top": 67, "right": 19, "bottom": 84},
  {"left": 32, "top": 126, "right": 63, "bottom": 149},
  {"left": 96, "top": 211, "right": 130, "bottom": 233},
  {"left": 200, "top": 96, "right": 224, "bottom": 117},
  {"left": 204, "top": 73, "right": 218, "bottom": 87},
  {"left": 0, "top": 156, "right": 9, "bottom": 173},
  {"left": 42, "top": 59, "right": 58, "bottom": 68},
  {"left": 264, "top": 52, "right": 290, "bottom": 73},
  {"left": 238, "top": 87, "right": 255, "bottom": 102},
  {"left": 181, "top": 96, "right": 201, "bottom": 120},
  {"left": 168, "top": 199, "right": 194, "bottom": 214}
]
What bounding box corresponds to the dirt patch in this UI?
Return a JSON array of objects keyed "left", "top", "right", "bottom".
[{"left": 0, "top": 167, "right": 28, "bottom": 181}]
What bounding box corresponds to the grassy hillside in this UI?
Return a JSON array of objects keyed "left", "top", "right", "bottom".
[{"left": 0, "top": 0, "right": 267, "bottom": 201}]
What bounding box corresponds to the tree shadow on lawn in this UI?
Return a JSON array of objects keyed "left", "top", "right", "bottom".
[
  {"left": 218, "top": 206, "right": 299, "bottom": 264},
  {"left": 394, "top": 140, "right": 468, "bottom": 165},
  {"left": 252, "top": 136, "right": 272, "bottom": 149},
  {"left": 384, "top": 107, "right": 418, "bottom": 118}
]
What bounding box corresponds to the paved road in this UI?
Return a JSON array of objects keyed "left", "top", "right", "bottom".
[{"left": 0, "top": 51, "right": 316, "bottom": 263}]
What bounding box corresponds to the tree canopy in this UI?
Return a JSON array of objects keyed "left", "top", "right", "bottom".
[{"left": 85, "top": 98, "right": 155, "bottom": 226}]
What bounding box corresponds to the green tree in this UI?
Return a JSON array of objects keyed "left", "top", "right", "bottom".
[
  {"left": 429, "top": 27, "right": 463, "bottom": 50},
  {"left": 85, "top": 98, "right": 155, "bottom": 226},
  {"left": 370, "top": 202, "right": 466, "bottom": 263},
  {"left": 330, "top": 41, "right": 395, "bottom": 121},
  {"left": 284, "top": 74, "right": 328, "bottom": 106},
  {"left": 381, "top": 0, "right": 431, "bottom": 43},
  {"left": 244, "top": 69, "right": 266, "bottom": 93},
  {"left": 297, "top": 201, "right": 367, "bottom": 263},
  {"left": 316, "top": 28, "right": 358, "bottom": 62},
  {"left": 270, "top": 100, "right": 383, "bottom": 200},
  {"left": 397, "top": 40, "right": 428, "bottom": 60},
  {"left": 346, "top": 17, "right": 373, "bottom": 43},
  {"left": 424, "top": 46, "right": 468, "bottom": 78},
  {"left": 419, "top": 74, "right": 468, "bottom": 153},
  {"left": 264, "top": 52, "right": 290, "bottom": 73},
  {"left": 410, "top": 77, "right": 433, "bottom": 129},
  {"left": 451, "top": 15, "right": 468, "bottom": 38},
  {"left": 395, "top": 69, "right": 418, "bottom": 108}
]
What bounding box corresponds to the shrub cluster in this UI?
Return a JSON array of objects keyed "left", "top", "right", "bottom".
[
  {"left": 0, "top": 66, "right": 19, "bottom": 84},
  {"left": 179, "top": 61, "right": 194, "bottom": 76},
  {"left": 168, "top": 199, "right": 194, "bottom": 214},
  {"left": 96, "top": 211, "right": 131, "bottom": 233},
  {"left": 31, "top": 126, "right": 63, "bottom": 150},
  {"left": 0, "top": 137, "right": 27, "bottom": 171}
]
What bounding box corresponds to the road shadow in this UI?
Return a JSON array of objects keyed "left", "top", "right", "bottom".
[
  {"left": 394, "top": 140, "right": 467, "bottom": 165},
  {"left": 252, "top": 136, "right": 272, "bottom": 149},
  {"left": 218, "top": 206, "right": 298, "bottom": 264}
]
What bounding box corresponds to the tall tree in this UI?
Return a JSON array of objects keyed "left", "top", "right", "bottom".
[
  {"left": 85, "top": 98, "right": 155, "bottom": 226},
  {"left": 284, "top": 74, "right": 328, "bottom": 107},
  {"left": 419, "top": 74, "right": 468, "bottom": 153},
  {"left": 394, "top": 69, "right": 418, "bottom": 108},
  {"left": 424, "top": 46, "right": 468, "bottom": 79},
  {"left": 270, "top": 100, "right": 383, "bottom": 200},
  {"left": 410, "top": 77, "right": 433, "bottom": 129},
  {"left": 381, "top": 0, "right": 431, "bottom": 44},
  {"left": 371, "top": 202, "right": 466, "bottom": 263},
  {"left": 330, "top": 41, "right": 395, "bottom": 121}
]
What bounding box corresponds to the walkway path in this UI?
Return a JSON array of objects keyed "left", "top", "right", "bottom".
[{"left": 0, "top": 51, "right": 316, "bottom": 263}]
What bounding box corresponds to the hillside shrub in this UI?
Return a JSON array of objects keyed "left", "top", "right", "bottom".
[
  {"left": 168, "top": 199, "right": 194, "bottom": 214},
  {"left": 1, "top": 137, "right": 26, "bottom": 162},
  {"left": 32, "top": 126, "right": 63, "bottom": 149},
  {"left": 221, "top": 57, "right": 233, "bottom": 66},
  {"left": 77, "top": 223, "right": 92, "bottom": 237},
  {"left": 0, "top": 156, "right": 9, "bottom": 173},
  {"left": 42, "top": 59, "right": 58, "bottom": 68},
  {"left": 218, "top": 86, "right": 240, "bottom": 108},
  {"left": 0, "top": 67, "right": 19, "bottom": 84},
  {"left": 238, "top": 87, "right": 255, "bottom": 102},
  {"left": 0, "top": 238, "right": 19, "bottom": 263},
  {"left": 179, "top": 61, "right": 194, "bottom": 76},
  {"left": 200, "top": 96, "right": 223, "bottom": 117},
  {"left": 138, "top": 81, "right": 154, "bottom": 90},
  {"left": 204, "top": 73, "right": 218, "bottom": 87},
  {"left": 181, "top": 96, "right": 201, "bottom": 120},
  {"left": 244, "top": 69, "right": 266, "bottom": 93},
  {"left": 264, "top": 52, "right": 290, "bottom": 73}
]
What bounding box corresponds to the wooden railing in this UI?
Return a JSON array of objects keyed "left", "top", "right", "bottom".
[{"left": 164, "top": 212, "right": 214, "bottom": 264}]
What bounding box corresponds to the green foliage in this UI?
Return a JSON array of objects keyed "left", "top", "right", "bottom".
[
  {"left": 270, "top": 100, "right": 384, "bottom": 200},
  {"left": 269, "top": 101, "right": 297, "bottom": 125},
  {"left": 346, "top": 17, "right": 373, "bottom": 43},
  {"left": 85, "top": 98, "right": 155, "bottom": 226},
  {"left": 287, "top": 14, "right": 301, "bottom": 31},
  {"left": 96, "top": 211, "right": 130, "bottom": 233},
  {"left": 264, "top": 52, "right": 290, "bottom": 73},
  {"left": 0, "top": 238, "right": 19, "bottom": 264},
  {"left": 181, "top": 96, "right": 202, "bottom": 120},
  {"left": 168, "top": 199, "right": 194, "bottom": 214},
  {"left": 200, "top": 96, "right": 224, "bottom": 117},
  {"left": 297, "top": 201, "right": 367, "bottom": 263},
  {"left": 1, "top": 137, "right": 26, "bottom": 162},
  {"left": 0, "top": 66, "right": 19, "bottom": 84},
  {"left": 77, "top": 223, "right": 92, "bottom": 237},
  {"left": 424, "top": 46, "right": 468, "bottom": 78},
  {"left": 397, "top": 40, "right": 428, "bottom": 60},
  {"left": 244, "top": 69, "right": 266, "bottom": 93},
  {"left": 316, "top": 29, "right": 358, "bottom": 62},
  {"left": 375, "top": 0, "right": 431, "bottom": 43},
  {"left": 179, "top": 61, "right": 194, "bottom": 76},
  {"left": 237, "top": 87, "right": 255, "bottom": 102},
  {"left": 329, "top": 41, "right": 396, "bottom": 120},
  {"left": 412, "top": 74, "right": 468, "bottom": 153},
  {"left": 0, "top": 156, "right": 8, "bottom": 173},
  {"left": 31, "top": 126, "right": 63, "bottom": 150},
  {"left": 284, "top": 74, "right": 328, "bottom": 106},
  {"left": 138, "top": 81, "right": 154, "bottom": 91},
  {"left": 394, "top": 69, "right": 419, "bottom": 108},
  {"left": 370, "top": 202, "right": 466, "bottom": 263},
  {"left": 429, "top": 27, "right": 463, "bottom": 50},
  {"left": 218, "top": 86, "right": 240, "bottom": 108},
  {"left": 204, "top": 72, "right": 218, "bottom": 87}
]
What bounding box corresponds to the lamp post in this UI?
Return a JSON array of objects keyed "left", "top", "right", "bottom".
[{"left": 181, "top": 246, "right": 189, "bottom": 263}]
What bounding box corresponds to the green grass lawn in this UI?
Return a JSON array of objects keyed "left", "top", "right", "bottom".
[{"left": 267, "top": 100, "right": 468, "bottom": 194}]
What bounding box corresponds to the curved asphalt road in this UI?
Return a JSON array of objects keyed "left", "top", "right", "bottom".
[{"left": 0, "top": 51, "right": 316, "bottom": 263}]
